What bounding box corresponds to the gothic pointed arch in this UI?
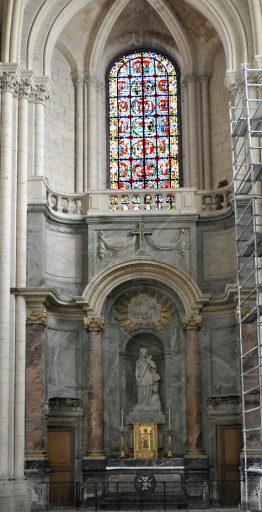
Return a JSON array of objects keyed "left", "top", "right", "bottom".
[
  {"left": 21, "top": 0, "right": 251, "bottom": 77},
  {"left": 87, "top": 0, "right": 194, "bottom": 76}
]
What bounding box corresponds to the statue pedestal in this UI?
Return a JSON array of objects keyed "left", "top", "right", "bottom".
[{"left": 127, "top": 408, "right": 165, "bottom": 425}]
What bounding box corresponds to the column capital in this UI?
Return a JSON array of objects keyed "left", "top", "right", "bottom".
[
  {"left": 235, "top": 306, "right": 251, "bottom": 322},
  {"left": 181, "top": 315, "right": 203, "bottom": 331},
  {"left": 84, "top": 316, "right": 105, "bottom": 331},
  {"left": 33, "top": 83, "right": 50, "bottom": 104},
  {"left": 183, "top": 74, "right": 198, "bottom": 84},
  {"left": 85, "top": 73, "right": 104, "bottom": 93},
  {"left": 200, "top": 72, "right": 212, "bottom": 83},
  {"left": 18, "top": 78, "right": 34, "bottom": 101},
  {"left": 26, "top": 308, "right": 47, "bottom": 326},
  {"left": 32, "top": 77, "right": 52, "bottom": 104},
  {"left": 71, "top": 71, "right": 86, "bottom": 88},
  {"left": 0, "top": 71, "right": 20, "bottom": 94}
]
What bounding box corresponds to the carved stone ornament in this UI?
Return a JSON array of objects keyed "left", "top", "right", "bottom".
[
  {"left": 98, "top": 230, "right": 126, "bottom": 259},
  {"left": 0, "top": 72, "right": 20, "bottom": 94},
  {"left": 147, "top": 228, "right": 186, "bottom": 256},
  {"left": 18, "top": 79, "right": 34, "bottom": 100},
  {"left": 85, "top": 73, "right": 104, "bottom": 93},
  {"left": 26, "top": 309, "right": 47, "bottom": 326},
  {"left": 98, "top": 227, "right": 187, "bottom": 259},
  {"left": 84, "top": 317, "right": 105, "bottom": 331},
  {"left": 33, "top": 83, "right": 50, "bottom": 104},
  {"left": 116, "top": 291, "right": 173, "bottom": 331},
  {"left": 47, "top": 397, "right": 83, "bottom": 418},
  {"left": 181, "top": 315, "right": 203, "bottom": 331}
]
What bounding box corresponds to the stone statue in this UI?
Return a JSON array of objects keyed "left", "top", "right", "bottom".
[
  {"left": 135, "top": 348, "right": 161, "bottom": 409},
  {"left": 127, "top": 347, "right": 165, "bottom": 424}
]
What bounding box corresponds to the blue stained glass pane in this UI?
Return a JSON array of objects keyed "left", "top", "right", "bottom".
[{"left": 109, "top": 50, "right": 181, "bottom": 189}]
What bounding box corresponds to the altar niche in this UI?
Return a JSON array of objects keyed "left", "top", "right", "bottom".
[{"left": 122, "top": 332, "right": 166, "bottom": 457}]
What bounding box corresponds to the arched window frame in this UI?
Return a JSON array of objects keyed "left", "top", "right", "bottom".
[{"left": 107, "top": 48, "right": 183, "bottom": 190}]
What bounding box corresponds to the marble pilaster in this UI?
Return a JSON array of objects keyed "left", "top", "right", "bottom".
[
  {"left": 84, "top": 317, "right": 105, "bottom": 457},
  {"left": 25, "top": 310, "right": 47, "bottom": 457},
  {"left": 241, "top": 320, "right": 261, "bottom": 450},
  {"left": 181, "top": 315, "right": 203, "bottom": 455}
]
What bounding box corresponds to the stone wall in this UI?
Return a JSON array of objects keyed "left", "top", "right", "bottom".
[
  {"left": 209, "top": 49, "right": 232, "bottom": 188},
  {"left": 26, "top": 206, "right": 241, "bottom": 462}
]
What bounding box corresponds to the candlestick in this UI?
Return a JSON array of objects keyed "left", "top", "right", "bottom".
[
  {"left": 120, "top": 430, "right": 125, "bottom": 458},
  {"left": 167, "top": 431, "right": 173, "bottom": 458},
  {"left": 168, "top": 408, "right": 171, "bottom": 429},
  {"left": 121, "top": 408, "right": 124, "bottom": 429}
]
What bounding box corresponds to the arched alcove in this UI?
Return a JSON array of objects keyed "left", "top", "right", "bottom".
[
  {"left": 124, "top": 331, "right": 165, "bottom": 418},
  {"left": 100, "top": 278, "right": 187, "bottom": 456}
]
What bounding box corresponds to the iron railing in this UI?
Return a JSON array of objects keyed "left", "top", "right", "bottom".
[{"left": 42, "top": 479, "right": 241, "bottom": 510}]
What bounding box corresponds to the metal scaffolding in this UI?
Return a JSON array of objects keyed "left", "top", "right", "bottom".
[{"left": 231, "top": 66, "right": 262, "bottom": 509}]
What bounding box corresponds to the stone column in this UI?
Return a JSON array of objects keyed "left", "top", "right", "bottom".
[
  {"left": 187, "top": 75, "right": 200, "bottom": 188},
  {"left": 201, "top": 74, "right": 212, "bottom": 189},
  {"left": 84, "top": 317, "right": 105, "bottom": 457},
  {"left": 14, "top": 78, "right": 32, "bottom": 478},
  {"left": 34, "top": 83, "right": 50, "bottom": 176},
  {"left": 73, "top": 74, "right": 85, "bottom": 193},
  {"left": 0, "top": 70, "right": 18, "bottom": 476},
  {"left": 87, "top": 74, "right": 104, "bottom": 190},
  {"left": 96, "top": 80, "right": 105, "bottom": 190},
  {"left": 181, "top": 315, "right": 203, "bottom": 455},
  {"left": 181, "top": 77, "right": 191, "bottom": 186}
]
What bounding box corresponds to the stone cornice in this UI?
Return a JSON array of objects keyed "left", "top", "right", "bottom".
[
  {"left": 203, "top": 284, "right": 256, "bottom": 316},
  {"left": 11, "top": 287, "right": 87, "bottom": 316}
]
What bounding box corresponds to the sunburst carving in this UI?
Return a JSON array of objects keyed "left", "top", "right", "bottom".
[{"left": 115, "top": 291, "right": 173, "bottom": 331}]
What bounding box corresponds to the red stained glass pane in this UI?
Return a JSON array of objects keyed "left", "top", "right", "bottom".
[{"left": 109, "top": 50, "right": 181, "bottom": 189}]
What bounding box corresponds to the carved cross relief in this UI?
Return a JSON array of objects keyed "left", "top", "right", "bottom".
[
  {"left": 131, "top": 222, "right": 152, "bottom": 254},
  {"left": 98, "top": 223, "right": 187, "bottom": 259}
]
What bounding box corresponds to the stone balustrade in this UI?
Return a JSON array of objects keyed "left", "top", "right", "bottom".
[{"left": 27, "top": 176, "right": 233, "bottom": 218}]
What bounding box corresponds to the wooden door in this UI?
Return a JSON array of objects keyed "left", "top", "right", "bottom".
[
  {"left": 216, "top": 425, "right": 241, "bottom": 506},
  {"left": 48, "top": 427, "right": 75, "bottom": 507}
]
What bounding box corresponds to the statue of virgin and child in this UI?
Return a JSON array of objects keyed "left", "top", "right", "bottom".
[{"left": 135, "top": 348, "right": 161, "bottom": 411}]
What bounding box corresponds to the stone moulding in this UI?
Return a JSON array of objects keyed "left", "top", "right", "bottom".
[{"left": 82, "top": 257, "right": 211, "bottom": 316}]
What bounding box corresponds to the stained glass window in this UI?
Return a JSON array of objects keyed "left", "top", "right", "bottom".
[{"left": 108, "top": 50, "right": 181, "bottom": 190}]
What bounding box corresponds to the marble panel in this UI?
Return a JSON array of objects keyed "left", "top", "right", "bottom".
[
  {"left": 47, "top": 328, "right": 78, "bottom": 397},
  {"left": 27, "top": 211, "right": 46, "bottom": 287},
  {"left": 46, "top": 229, "right": 82, "bottom": 282},
  {"left": 203, "top": 228, "right": 236, "bottom": 280},
  {"left": 209, "top": 325, "right": 240, "bottom": 395},
  {"left": 87, "top": 220, "right": 193, "bottom": 282}
]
